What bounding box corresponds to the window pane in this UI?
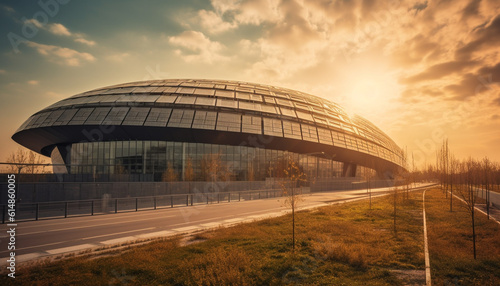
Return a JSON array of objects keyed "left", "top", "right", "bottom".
[
  {"left": 263, "top": 118, "right": 283, "bottom": 137},
  {"left": 301, "top": 124, "right": 318, "bottom": 142},
  {"left": 122, "top": 107, "right": 151, "bottom": 126},
  {"left": 194, "top": 97, "right": 216, "bottom": 106},
  {"left": 216, "top": 99, "right": 238, "bottom": 108},
  {"left": 282, "top": 120, "right": 302, "bottom": 139},
  {"left": 192, "top": 111, "right": 217, "bottom": 130},
  {"left": 167, "top": 109, "right": 195, "bottom": 128},
  {"left": 175, "top": 96, "right": 196, "bottom": 104},
  {"left": 242, "top": 115, "right": 261, "bottom": 134},
  {"left": 103, "top": 107, "right": 130, "bottom": 125},
  {"left": 69, "top": 108, "right": 95, "bottom": 125},
  {"left": 144, "top": 108, "right": 171, "bottom": 127},
  {"left": 216, "top": 113, "right": 241, "bottom": 132},
  {"left": 156, "top": 95, "right": 178, "bottom": 103},
  {"left": 317, "top": 128, "right": 333, "bottom": 145}
]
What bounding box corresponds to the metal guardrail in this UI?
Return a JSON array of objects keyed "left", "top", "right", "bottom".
[{"left": 1, "top": 189, "right": 287, "bottom": 223}]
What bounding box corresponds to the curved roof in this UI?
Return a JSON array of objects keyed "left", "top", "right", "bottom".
[{"left": 12, "top": 79, "right": 405, "bottom": 173}]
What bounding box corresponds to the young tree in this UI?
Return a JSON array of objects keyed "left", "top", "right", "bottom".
[
  {"left": 162, "top": 162, "right": 178, "bottom": 182},
  {"left": 281, "top": 156, "right": 307, "bottom": 253},
  {"left": 449, "top": 154, "right": 458, "bottom": 212},
  {"left": 184, "top": 157, "right": 195, "bottom": 182},
  {"left": 362, "top": 167, "right": 376, "bottom": 209},
  {"left": 482, "top": 157, "right": 491, "bottom": 219},
  {"left": 456, "top": 157, "right": 478, "bottom": 259}
]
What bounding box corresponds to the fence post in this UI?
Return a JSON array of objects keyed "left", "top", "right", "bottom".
[
  {"left": 154, "top": 197, "right": 157, "bottom": 210},
  {"left": 191, "top": 194, "right": 193, "bottom": 206},
  {"left": 259, "top": 191, "right": 261, "bottom": 200},
  {"left": 65, "top": 202, "right": 68, "bottom": 218},
  {"left": 36, "top": 203, "right": 39, "bottom": 220},
  {"left": 135, "top": 198, "right": 138, "bottom": 211},
  {"left": 186, "top": 195, "right": 189, "bottom": 206},
  {"left": 207, "top": 194, "right": 209, "bottom": 204},
  {"left": 171, "top": 196, "right": 173, "bottom": 208},
  {"left": 91, "top": 200, "right": 94, "bottom": 216},
  {"left": 228, "top": 192, "right": 231, "bottom": 203},
  {"left": 218, "top": 193, "right": 220, "bottom": 203},
  {"left": 239, "top": 192, "right": 241, "bottom": 201},
  {"left": 115, "top": 199, "right": 118, "bottom": 213}
]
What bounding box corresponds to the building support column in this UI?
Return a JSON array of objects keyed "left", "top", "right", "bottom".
[{"left": 342, "top": 162, "right": 357, "bottom": 177}]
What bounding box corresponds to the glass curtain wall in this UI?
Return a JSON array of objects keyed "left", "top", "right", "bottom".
[{"left": 66, "top": 140, "right": 346, "bottom": 181}]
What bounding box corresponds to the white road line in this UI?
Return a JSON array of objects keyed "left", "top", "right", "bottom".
[
  {"left": 449, "top": 192, "right": 500, "bottom": 225},
  {"left": 423, "top": 189, "right": 432, "bottom": 286}
]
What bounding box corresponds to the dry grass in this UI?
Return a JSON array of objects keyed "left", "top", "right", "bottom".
[
  {"left": 425, "top": 188, "right": 500, "bottom": 285},
  {"left": 1, "top": 189, "right": 434, "bottom": 285}
]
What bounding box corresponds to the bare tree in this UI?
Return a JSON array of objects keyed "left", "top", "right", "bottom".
[
  {"left": 456, "top": 158, "right": 478, "bottom": 259},
  {"left": 482, "top": 157, "right": 491, "bottom": 219},
  {"left": 4, "top": 147, "right": 49, "bottom": 174},
  {"left": 449, "top": 154, "right": 458, "bottom": 212},
  {"left": 362, "top": 167, "right": 376, "bottom": 209},
  {"left": 281, "top": 156, "right": 307, "bottom": 253}
]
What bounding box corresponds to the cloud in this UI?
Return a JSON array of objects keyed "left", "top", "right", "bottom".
[
  {"left": 197, "top": 10, "right": 237, "bottom": 34},
  {"left": 444, "top": 62, "right": 500, "bottom": 100},
  {"left": 455, "top": 14, "right": 500, "bottom": 60},
  {"left": 168, "top": 31, "right": 228, "bottom": 64},
  {"left": 23, "top": 19, "right": 97, "bottom": 46},
  {"left": 461, "top": 0, "right": 482, "bottom": 21},
  {"left": 400, "top": 60, "right": 479, "bottom": 84},
  {"left": 2, "top": 5, "right": 14, "bottom": 13},
  {"left": 27, "top": 80, "right": 39, "bottom": 85},
  {"left": 48, "top": 23, "right": 71, "bottom": 36},
  {"left": 192, "top": 0, "right": 281, "bottom": 34},
  {"left": 25, "top": 41, "right": 95, "bottom": 66},
  {"left": 106, "top": 52, "right": 130, "bottom": 63},
  {"left": 410, "top": 1, "right": 428, "bottom": 15},
  {"left": 74, "top": 38, "right": 96, "bottom": 46}
]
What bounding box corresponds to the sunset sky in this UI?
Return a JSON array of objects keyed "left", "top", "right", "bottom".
[{"left": 0, "top": 0, "right": 499, "bottom": 168}]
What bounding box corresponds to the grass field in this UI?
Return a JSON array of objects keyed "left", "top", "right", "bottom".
[
  {"left": 425, "top": 189, "right": 500, "bottom": 285},
  {"left": 2, "top": 187, "right": 499, "bottom": 285}
]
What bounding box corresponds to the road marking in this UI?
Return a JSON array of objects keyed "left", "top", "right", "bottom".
[
  {"left": 46, "top": 244, "right": 97, "bottom": 255},
  {"left": 423, "top": 189, "right": 432, "bottom": 286},
  {"left": 450, "top": 192, "right": 500, "bottom": 225}
]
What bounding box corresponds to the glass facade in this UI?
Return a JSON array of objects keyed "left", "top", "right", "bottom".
[{"left": 65, "top": 140, "right": 346, "bottom": 182}]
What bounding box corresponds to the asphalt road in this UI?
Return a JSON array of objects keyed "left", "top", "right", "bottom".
[{"left": 0, "top": 184, "right": 434, "bottom": 265}]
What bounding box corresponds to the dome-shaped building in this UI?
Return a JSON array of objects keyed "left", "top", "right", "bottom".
[{"left": 12, "top": 79, "right": 405, "bottom": 182}]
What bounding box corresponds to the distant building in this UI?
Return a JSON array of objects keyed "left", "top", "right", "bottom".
[{"left": 12, "top": 79, "right": 405, "bottom": 182}]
